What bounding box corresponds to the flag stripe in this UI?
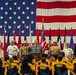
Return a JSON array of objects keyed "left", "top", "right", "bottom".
[
  {"left": 37, "top": 8, "right": 76, "bottom": 16},
  {"left": 36, "top": 29, "right": 76, "bottom": 36},
  {"left": 1, "top": 36, "right": 76, "bottom": 44},
  {"left": 36, "top": 22, "right": 76, "bottom": 30},
  {"left": 27, "top": 36, "right": 76, "bottom": 43},
  {"left": 36, "top": 16, "right": 76, "bottom": 22},
  {"left": 37, "top": 0, "right": 76, "bottom": 2},
  {"left": 37, "top": 1, "right": 76, "bottom": 9}
]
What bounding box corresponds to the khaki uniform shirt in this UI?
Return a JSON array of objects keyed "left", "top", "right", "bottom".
[
  {"left": 49, "top": 46, "right": 60, "bottom": 55},
  {"left": 0, "top": 49, "right": 4, "bottom": 58},
  {"left": 20, "top": 46, "right": 28, "bottom": 55}
]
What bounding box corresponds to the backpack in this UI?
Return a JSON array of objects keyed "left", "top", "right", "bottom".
[
  {"left": 0, "top": 66, "right": 4, "bottom": 75},
  {"left": 73, "top": 63, "right": 76, "bottom": 74},
  {"left": 38, "top": 66, "right": 49, "bottom": 75},
  {"left": 7, "top": 66, "right": 19, "bottom": 75},
  {"left": 54, "top": 64, "right": 68, "bottom": 75}
]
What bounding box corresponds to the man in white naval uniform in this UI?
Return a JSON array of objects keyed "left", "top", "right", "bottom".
[
  {"left": 7, "top": 40, "right": 19, "bottom": 58},
  {"left": 63, "top": 43, "right": 74, "bottom": 58}
]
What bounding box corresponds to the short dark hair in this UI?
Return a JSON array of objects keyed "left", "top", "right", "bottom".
[
  {"left": 27, "top": 54, "right": 34, "bottom": 63},
  {"left": 13, "top": 56, "right": 17, "bottom": 60},
  {"left": 59, "top": 52, "right": 65, "bottom": 57},
  {"left": 41, "top": 54, "right": 48, "bottom": 58},
  {"left": 5, "top": 56, "right": 9, "bottom": 61},
  {"left": 57, "top": 55, "right": 63, "bottom": 61},
  {"left": 41, "top": 57, "right": 46, "bottom": 63}
]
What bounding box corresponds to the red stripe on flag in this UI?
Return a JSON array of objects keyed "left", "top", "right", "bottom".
[
  {"left": 36, "top": 16, "right": 76, "bottom": 23},
  {"left": 37, "top": 1, "right": 76, "bottom": 9},
  {"left": 43, "top": 41, "right": 46, "bottom": 49},
  {"left": 36, "top": 29, "right": 76, "bottom": 36}
]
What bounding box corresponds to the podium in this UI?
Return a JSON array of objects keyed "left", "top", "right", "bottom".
[{"left": 29, "top": 53, "right": 41, "bottom": 61}]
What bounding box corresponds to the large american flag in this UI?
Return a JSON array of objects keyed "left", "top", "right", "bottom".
[{"left": 0, "top": 0, "right": 76, "bottom": 45}]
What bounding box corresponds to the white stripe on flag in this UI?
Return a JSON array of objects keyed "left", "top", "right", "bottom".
[
  {"left": 37, "top": 8, "right": 76, "bottom": 16},
  {"left": 36, "top": 22, "right": 76, "bottom": 30},
  {"left": 0, "top": 36, "right": 76, "bottom": 44}
]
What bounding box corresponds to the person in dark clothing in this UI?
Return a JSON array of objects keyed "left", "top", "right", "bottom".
[
  {"left": 36, "top": 57, "right": 51, "bottom": 75},
  {"left": 21, "top": 54, "right": 35, "bottom": 75},
  {"left": 0, "top": 59, "right": 4, "bottom": 75},
  {"left": 52, "top": 55, "right": 74, "bottom": 75},
  {"left": 4, "top": 57, "right": 21, "bottom": 75},
  {"left": 71, "top": 53, "right": 76, "bottom": 75}
]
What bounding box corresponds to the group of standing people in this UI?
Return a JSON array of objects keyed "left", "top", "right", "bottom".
[
  {"left": 0, "top": 39, "right": 75, "bottom": 75},
  {"left": 49, "top": 40, "right": 74, "bottom": 60},
  {"left": 6, "top": 40, "right": 43, "bottom": 60},
  {"left": 0, "top": 38, "right": 74, "bottom": 61},
  {"left": 0, "top": 39, "right": 74, "bottom": 63}
]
